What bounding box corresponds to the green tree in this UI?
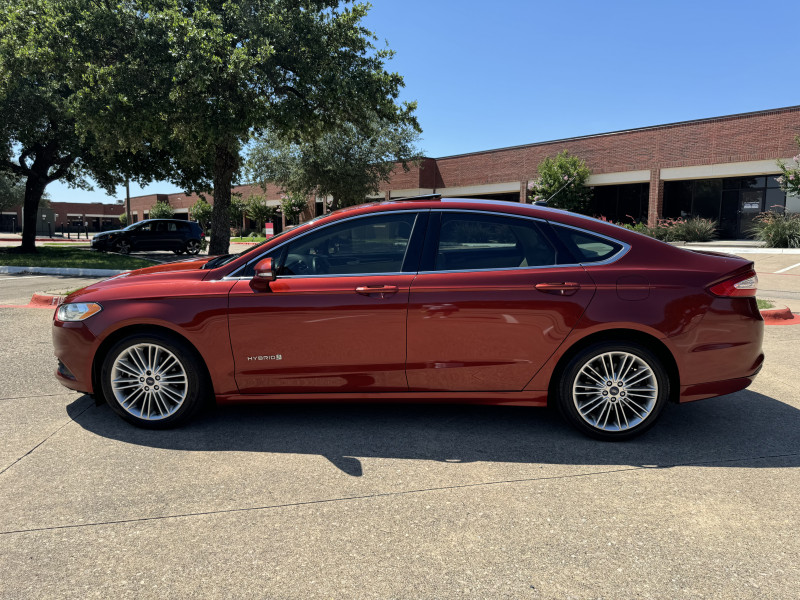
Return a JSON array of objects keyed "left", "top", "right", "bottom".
[
  {"left": 229, "top": 195, "right": 247, "bottom": 237},
  {"left": 248, "top": 115, "right": 421, "bottom": 210},
  {"left": 281, "top": 194, "right": 308, "bottom": 225},
  {"left": 117, "top": 213, "right": 128, "bottom": 228},
  {"left": 149, "top": 201, "right": 174, "bottom": 219},
  {"left": 76, "top": 0, "right": 418, "bottom": 256},
  {"left": 527, "top": 150, "right": 592, "bottom": 213},
  {"left": 0, "top": 0, "right": 171, "bottom": 252},
  {"left": 190, "top": 197, "right": 213, "bottom": 229},
  {"left": 777, "top": 137, "right": 800, "bottom": 198},
  {"left": 245, "top": 195, "right": 279, "bottom": 233},
  {"left": 0, "top": 173, "right": 25, "bottom": 213}
]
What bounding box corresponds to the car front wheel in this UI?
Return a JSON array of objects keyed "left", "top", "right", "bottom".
[
  {"left": 115, "top": 240, "right": 131, "bottom": 254},
  {"left": 557, "top": 342, "right": 669, "bottom": 441},
  {"left": 99, "top": 333, "right": 207, "bottom": 428}
]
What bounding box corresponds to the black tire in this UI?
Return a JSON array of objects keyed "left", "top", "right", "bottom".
[
  {"left": 99, "top": 333, "right": 209, "bottom": 429},
  {"left": 556, "top": 342, "right": 669, "bottom": 441},
  {"left": 184, "top": 239, "right": 201, "bottom": 255},
  {"left": 115, "top": 240, "right": 131, "bottom": 254}
]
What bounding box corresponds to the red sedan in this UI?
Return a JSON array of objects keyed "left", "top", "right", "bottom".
[{"left": 52, "top": 198, "right": 764, "bottom": 439}]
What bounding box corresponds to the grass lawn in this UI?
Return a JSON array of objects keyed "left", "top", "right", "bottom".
[
  {"left": 0, "top": 247, "right": 154, "bottom": 270},
  {"left": 757, "top": 298, "right": 775, "bottom": 310},
  {"left": 230, "top": 236, "right": 265, "bottom": 243}
]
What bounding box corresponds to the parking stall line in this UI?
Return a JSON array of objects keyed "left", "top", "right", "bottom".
[{"left": 774, "top": 262, "right": 800, "bottom": 274}]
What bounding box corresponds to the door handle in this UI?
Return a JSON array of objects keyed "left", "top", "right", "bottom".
[
  {"left": 355, "top": 285, "right": 399, "bottom": 298},
  {"left": 535, "top": 282, "right": 581, "bottom": 296}
]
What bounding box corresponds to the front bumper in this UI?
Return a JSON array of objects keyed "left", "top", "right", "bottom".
[{"left": 52, "top": 319, "right": 98, "bottom": 394}]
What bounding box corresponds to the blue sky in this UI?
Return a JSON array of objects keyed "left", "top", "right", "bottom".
[{"left": 49, "top": 0, "right": 800, "bottom": 203}]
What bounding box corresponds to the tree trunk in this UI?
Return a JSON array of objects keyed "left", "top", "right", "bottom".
[
  {"left": 20, "top": 173, "right": 49, "bottom": 253},
  {"left": 208, "top": 144, "right": 238, "bottom": 256}
]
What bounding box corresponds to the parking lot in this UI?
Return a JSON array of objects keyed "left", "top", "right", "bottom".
[{"left": 1, "top": 266, "right": 798, "bottom": 599}]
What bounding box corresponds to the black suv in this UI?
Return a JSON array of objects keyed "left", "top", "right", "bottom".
[{"left": 92, "top": 219, "right": 205, "bottom": 255}]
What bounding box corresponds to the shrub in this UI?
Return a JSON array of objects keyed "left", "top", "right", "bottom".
[
  {"left": 674, "top": 217, "right": 718, "bottom": 242},
  {"left": 749, "top": 212, "right": 800, "bottom": 248}
]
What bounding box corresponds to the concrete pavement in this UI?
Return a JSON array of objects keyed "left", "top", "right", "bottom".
[{"left": 0, "top": 276, "right": 798, "bottom": 598}]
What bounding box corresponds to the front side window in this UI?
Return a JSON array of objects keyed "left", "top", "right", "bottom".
[
  {"left": 434, "top": 212, "right": 555, "bottom": 271},
  {"left": 278, "top": 212, "right": 418, "bottom": 276}
]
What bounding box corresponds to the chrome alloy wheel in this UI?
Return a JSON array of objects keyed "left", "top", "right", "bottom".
[
  {"left": 186, "top": 240, "right": 201, "bottom": 254},
  {"left": 571, "top": 351, "right": 658, "bottom": 432},
  {"left": 110, "top": 343, "right": 188, "bottom": 420}
]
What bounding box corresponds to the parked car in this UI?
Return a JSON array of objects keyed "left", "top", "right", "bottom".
[
  {"left": 54, "top": 197, "right": 764, "bottom": 439},
  {"left": 91, "top": 219, "right": 204, "bottom": 255}
]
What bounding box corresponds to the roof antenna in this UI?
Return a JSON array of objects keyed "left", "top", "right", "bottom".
[{"left": 532, "top": 175, "right": 576, "bottom": 206}]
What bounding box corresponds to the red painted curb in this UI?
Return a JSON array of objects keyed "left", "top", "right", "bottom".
[
  {"left": 29, "top": 293, "right": 64, "bottom": 308},
  {"left": 761, "top": 306, "right": 792, "bottom": 320},
  {"left": 760, "top": 305, "right": 800, "bottom": 326}
]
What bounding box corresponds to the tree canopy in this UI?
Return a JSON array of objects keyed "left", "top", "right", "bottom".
[
  {"left": 0, "top": 173, "right": 25, "bottom": 213},
  {"left": 148, "top": 201, "right": 174, "bottom": 219},
  {"left": 75, "top": 0, "right": 419, "bottom": 254},
  {"left": 248, "top": 114, "right": 421, "bottom": 210},
  {"left": 527, "top": 150, "right": 592, "bottom": 213}
]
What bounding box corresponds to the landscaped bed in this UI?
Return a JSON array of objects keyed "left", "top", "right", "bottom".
[{"left": 0, "top": 247, "right": 154, "bottom": 270}]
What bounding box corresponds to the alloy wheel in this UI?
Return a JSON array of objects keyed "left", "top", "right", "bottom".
[
  {"left": 110, "top": 343, "right": 188, "bottom": 420},
  {"left": 571, "top": 351, "right": 658, "bottom": 432}
]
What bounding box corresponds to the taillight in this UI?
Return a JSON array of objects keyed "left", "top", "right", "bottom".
[{"left": 709, "top": 270, "right": 758, "bottom": 297}]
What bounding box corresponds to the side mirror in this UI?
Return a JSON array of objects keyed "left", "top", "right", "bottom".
[{"left": 251, "top": 257, "right": 276, "bottom": 291}]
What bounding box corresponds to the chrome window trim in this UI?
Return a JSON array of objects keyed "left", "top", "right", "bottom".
[
  {"left": 222, "top": 207, "right": 631, "bottom": 280},
  {"left": 223, "top": 209, "right": 425, "bottom": 280},
  {"left": 548, "top": 221, "right": 631, "bottom": 267}
]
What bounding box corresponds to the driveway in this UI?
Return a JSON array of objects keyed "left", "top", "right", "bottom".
[{"left": 0, "top": 275, "right": 798, "bottom": 598}]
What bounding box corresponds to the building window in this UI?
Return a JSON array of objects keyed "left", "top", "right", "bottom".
[
  {"left": 663, "top": 176, "right": 786, "bottom": 239},
  {"left": 588, "top": 183, "right": 649, "bottom": 224}
]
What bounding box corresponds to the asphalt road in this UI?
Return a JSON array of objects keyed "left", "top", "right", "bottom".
[{"left": 0, "top": 275, "right": 798, "bottom": 599}]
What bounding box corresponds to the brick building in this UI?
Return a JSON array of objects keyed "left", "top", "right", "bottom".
[{"left": 5, "top": 105, "right": 798, "bottom": 239}]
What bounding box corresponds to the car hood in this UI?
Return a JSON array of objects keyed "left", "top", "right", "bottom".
[
  {"left": 95, "top": 228, "right": 125, "bottom": 237},
  {"left": 65, "top": 257, "right": 217, "bottom": 303}
]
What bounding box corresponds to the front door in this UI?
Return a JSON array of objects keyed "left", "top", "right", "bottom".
[
  {"left": 228, "top": 211, "right": 425, "bottom": 394},
  {"left": 738, "top": 190, "right": 764, "bottom": 237}
]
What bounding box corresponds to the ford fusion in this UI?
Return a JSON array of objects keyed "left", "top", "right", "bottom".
[{"left": 53, "top": 197, "right": 764, "bottom": 440}]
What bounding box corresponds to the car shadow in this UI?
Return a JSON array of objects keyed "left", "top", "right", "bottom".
[{"left": 68, "top": 390, "right": 800, "bottom": 476}]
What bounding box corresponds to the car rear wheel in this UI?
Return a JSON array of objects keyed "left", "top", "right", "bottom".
[
  {"left": 100, "top": 333, "right": 207, "bottom": 429},
  {"left": 185, "top": 240, "right": 201, "bottom": 255},
  {"left": 557, "top": 342, "right": 669, "bottom": 441},
  {"left": 115, "top": 240, "right": 131, "bottom": 254}
]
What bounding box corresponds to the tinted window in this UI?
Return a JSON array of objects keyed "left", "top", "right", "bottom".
[
  {"left": 280, "top": 212, "right": 418, "bottom": 276},
  {"left": 434, "top": 213, "right": 555, "bottom": 271},
  {"left": 552, "top": 225, "right": 622, "bottom": 263}
]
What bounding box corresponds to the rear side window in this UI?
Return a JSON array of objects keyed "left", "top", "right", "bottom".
[
  {"left": 434, "top": 213, "right": 555, "bottom": 271},
  {"left": 551, "top": 224, "right": 623, "bottom": 263}
]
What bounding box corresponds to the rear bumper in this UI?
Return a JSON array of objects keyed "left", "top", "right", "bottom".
[{"left": 669, "top": 297, "right": 764, "bottom": 402}]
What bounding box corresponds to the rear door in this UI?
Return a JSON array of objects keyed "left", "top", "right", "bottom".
[
  {"left": 406, "top": 210, "right": 596, "bottom": 391},
  {"left": 228, "top": 210, "right": 427, "bottom": 394}
]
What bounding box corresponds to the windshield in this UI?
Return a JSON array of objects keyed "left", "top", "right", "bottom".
[{"left": 203, "top": 216, "right": 328, "bottom": 269}]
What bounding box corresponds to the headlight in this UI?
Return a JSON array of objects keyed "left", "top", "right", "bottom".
[{"left": 56, "top": 302, "right": 103, "bottom": 322}]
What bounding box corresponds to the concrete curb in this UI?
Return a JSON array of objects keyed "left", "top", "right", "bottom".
[
  {"left": 760, "top": 305, "right": 800, "bottom": 326},
  {"left": 0, "top": 237, "right": 89, "bottom": 243},
  {"left": 680, "top": 246, "right": 800, "bottom": 254},
  {"left": 0, "top": 266, "right": 126, "bottom": 277},
  {"left": 29, "top": 293, "right": 65, "bottom": 307}
]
